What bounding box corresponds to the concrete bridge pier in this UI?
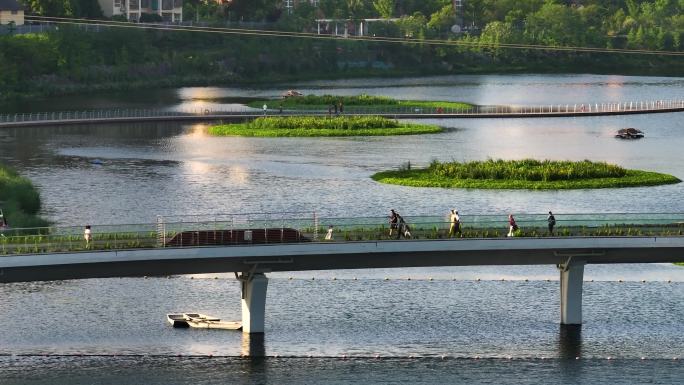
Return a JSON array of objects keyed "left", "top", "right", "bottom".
[
  {"left": 558, "top": 259, "right": 586, "bottom": 325},
  {"left": 239, "top": 272, "right": 269, "bottom": 334}
]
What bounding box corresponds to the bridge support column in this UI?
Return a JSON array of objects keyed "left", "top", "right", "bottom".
[
  {"left": 239, "top": 272, "right": 268, "bottom": 334},
  {"left": 558, "top": 260, "right": 585, "bottom": 325}
]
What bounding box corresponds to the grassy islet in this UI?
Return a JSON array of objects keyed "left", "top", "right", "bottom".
[
  {"left": 372, "top": 159, "right": 681, "bottom": 190},
  {"left": 208, "top": 116, "right": 443, "bottom": 137}
]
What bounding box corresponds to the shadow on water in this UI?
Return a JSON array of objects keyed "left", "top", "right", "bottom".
[
  {"left": 558, "top": 324, "right": 582, "bottom": 359},
  {"left": 240, "top": 334, "right": 268, "bottom": 382},
  {"left": 241, "top": 333, "right": 266, "bottom": 358}
]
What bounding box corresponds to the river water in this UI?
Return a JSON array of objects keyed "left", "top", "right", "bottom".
[{"left": 0, "top": 74, "right": 683, "bottom": 384}]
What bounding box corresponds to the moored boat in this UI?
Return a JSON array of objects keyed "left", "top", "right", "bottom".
[
  {"left": 167, "top": 313, "right": 242, "bottom": 330},
  {"left": 184, "top": 313, "right": 242, "bottom": 330},
  {"left": 615, "top": 128, "right": 644, "bottom": 139},
  {"left": 167, "top": 314, "right": 190, "bottom": 328}
]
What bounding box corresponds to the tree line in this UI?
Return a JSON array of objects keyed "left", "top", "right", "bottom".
[
  {"left": 18, "top": 1, "right": 684, "bottom": 51},
  {"left": 1, "top": 1, "right": 682, "bottom": 101}
]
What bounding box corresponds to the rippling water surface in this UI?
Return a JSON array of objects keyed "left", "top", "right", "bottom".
[{"left": 0, "top": 74, "right": 683, "bottom": 384}]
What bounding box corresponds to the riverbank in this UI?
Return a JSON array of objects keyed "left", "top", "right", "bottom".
[
  {"left": 2, "top": 27, "right": 684, "bottom": 105},
  {"left": 208, "top": 116, "right": 442, "bottom": 137},
  {"left": 372, "top": 160, "right": 681, "bottom": 190},
  {"left": 0, "top": 164, "right": 49, "bottom": 228},
  {"left": 246, "top": 94, "right": 472, "bottom": 111}
]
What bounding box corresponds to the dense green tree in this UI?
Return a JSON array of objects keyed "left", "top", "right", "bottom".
[
  {"left": 319, "top": 0, "right": 348, "bottom": 18},
  {"left": 373, "top": 0, "right": 395, "bottom": 18},
  {"left": 224, "top": 0, "right": 279, "bottom": 21},
  {"left": 524, "top": 2, "right": 586, "bottom": 46},
  {"left": 21, "top": 0, "right": 102, "bottom": 17},
  {"left": 427, "top": 4, "right": 455, "bottom": 35},
  {"left": 396, "top": 11, "right": 427, "bottom": 38}
]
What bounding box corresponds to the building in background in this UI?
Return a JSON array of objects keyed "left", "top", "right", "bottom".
[
  {"left": 283, "top": 0, "right": 319, "bottom": 15},
  {"left": 0, "top": 0, "right": 24, "bottom": 26},
  {"left": 98, "top": 0, "right": 182, "bottom": 22}
]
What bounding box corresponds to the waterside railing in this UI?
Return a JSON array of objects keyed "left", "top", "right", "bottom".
[
  {"left": 0, "top": 99, "right": 683, "bottom": 126},
  {"left": 1, "top": 212, "right": 684, "bottom": 256}
]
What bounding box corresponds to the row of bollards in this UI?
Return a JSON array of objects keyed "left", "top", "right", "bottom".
[
  {"left": 3, "top": 353, "right": 678, "bottom": 360},
  {"left": 176, "top": 276, "right": 676, "bottom": 283},
  {"left": 278, "top": 277, "right": 676, "bottom": 283}
]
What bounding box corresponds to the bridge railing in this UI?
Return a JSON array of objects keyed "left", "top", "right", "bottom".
[
  {"left": 1, "top": 99, "right": 683, "bottom": 125},
  {"left": 1, "top": 213, "right": 684, "bottom": 256}
]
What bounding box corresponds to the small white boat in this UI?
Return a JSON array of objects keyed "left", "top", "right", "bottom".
[
  {"left": 167, "top": 313, "right": 242, "bottom": 330},
  {"left": 183, "top": 313, "right": 220, "bottom": 322},
  {"left": 167, "top": 314, "right": 190, "bottom": 328}
]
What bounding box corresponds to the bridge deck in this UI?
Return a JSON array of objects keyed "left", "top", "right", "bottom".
[
  {"left": 1, "top": 213, "right": 683, "bottom": 282},
  {"left": 0, "top": 100, "right": 682, "bottom": 127},
  {"left": 1, "top": 236, "right": 682, "bottom": 283}
]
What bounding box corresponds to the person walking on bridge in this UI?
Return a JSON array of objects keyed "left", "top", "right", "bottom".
[
  {"left": 547, "top": 211, "right": 556, "bottom": 235},
  {"left": 389, "top": 209, "right": 399, "bottom": 237},
  {"left": 396, "top": 214, "right": 411, "bottom": 239},
  {"left": 448, "top": 209, "right": 462, "bottom": 238},
  {"left": 507, "top": 214, "right": 518, "bottom": 237},
  {"left": 262, "top": 104, "right": 268, "bottom": 116},
  {"left": 84, "top": 225, "right": 92, "bottom": 247}
]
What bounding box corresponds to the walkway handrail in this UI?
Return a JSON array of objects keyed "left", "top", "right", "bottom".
[
  {"left": 0, "top": 99, "right": 683, "bottom": 125},
  {"left": 2, "top": 212, "right": 684, "bottom": 256}
]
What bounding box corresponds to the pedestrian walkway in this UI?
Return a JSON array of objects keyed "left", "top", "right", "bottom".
[{"left": 0, "top": 100, "right": 682, "bottom": 128}]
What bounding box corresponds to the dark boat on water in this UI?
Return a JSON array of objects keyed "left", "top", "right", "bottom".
[{"left": 615, "top": 128, "right": 644, "bottom": 139}]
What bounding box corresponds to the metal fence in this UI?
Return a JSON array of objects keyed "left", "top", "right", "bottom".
[
  {"left": 1, "top": 99, "right": 683, "bottom": 126},
  {"left": 1, "top": 212, "right": 683, "bottom": 256}
]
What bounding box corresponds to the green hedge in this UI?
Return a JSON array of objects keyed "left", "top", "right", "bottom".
[{"left": 0, "top": 164, "right": 49, "bottom": 228}]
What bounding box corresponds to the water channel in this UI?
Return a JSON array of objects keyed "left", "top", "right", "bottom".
[{"left": 0, "top": 74, "right": 683, "bottom": 384}]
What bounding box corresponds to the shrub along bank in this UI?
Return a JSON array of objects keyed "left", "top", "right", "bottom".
[
  {"left": 371, "top": 159, "right": 681, "bottom": 190},
  {"left": 208, "top": 116, "right": 443, "bottom": 137},
  {"left": 0, "top": 164, "right": 49, "bottom": 228}
]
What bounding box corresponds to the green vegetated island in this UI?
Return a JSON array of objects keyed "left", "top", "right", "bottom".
[
  {"left": 246, "top": 94, "right": 472, "bottom": 111},
  {"left": 208, "top": 116, "right": 442, "bottom": 137},
  {"left": 372, "top": 159, "right": 681, "bottom": 190},
  {"left": 0, "top": 164, "right": 48, "bottom": 228}
]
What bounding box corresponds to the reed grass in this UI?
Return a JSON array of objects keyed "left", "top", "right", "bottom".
[
  {"left": 208, "top": 116, "right": 442, "bottom": 137},
  {"left": 371, "top": 159, "right": 681, "bottom": 190}
]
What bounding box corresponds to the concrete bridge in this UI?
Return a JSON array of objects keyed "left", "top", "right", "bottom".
[
  {"left": 1, "top": 213, "right": 683, "bottom": 333},
  {"left": 0, "top": 99, "right": 683, "bottom": 128}
]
